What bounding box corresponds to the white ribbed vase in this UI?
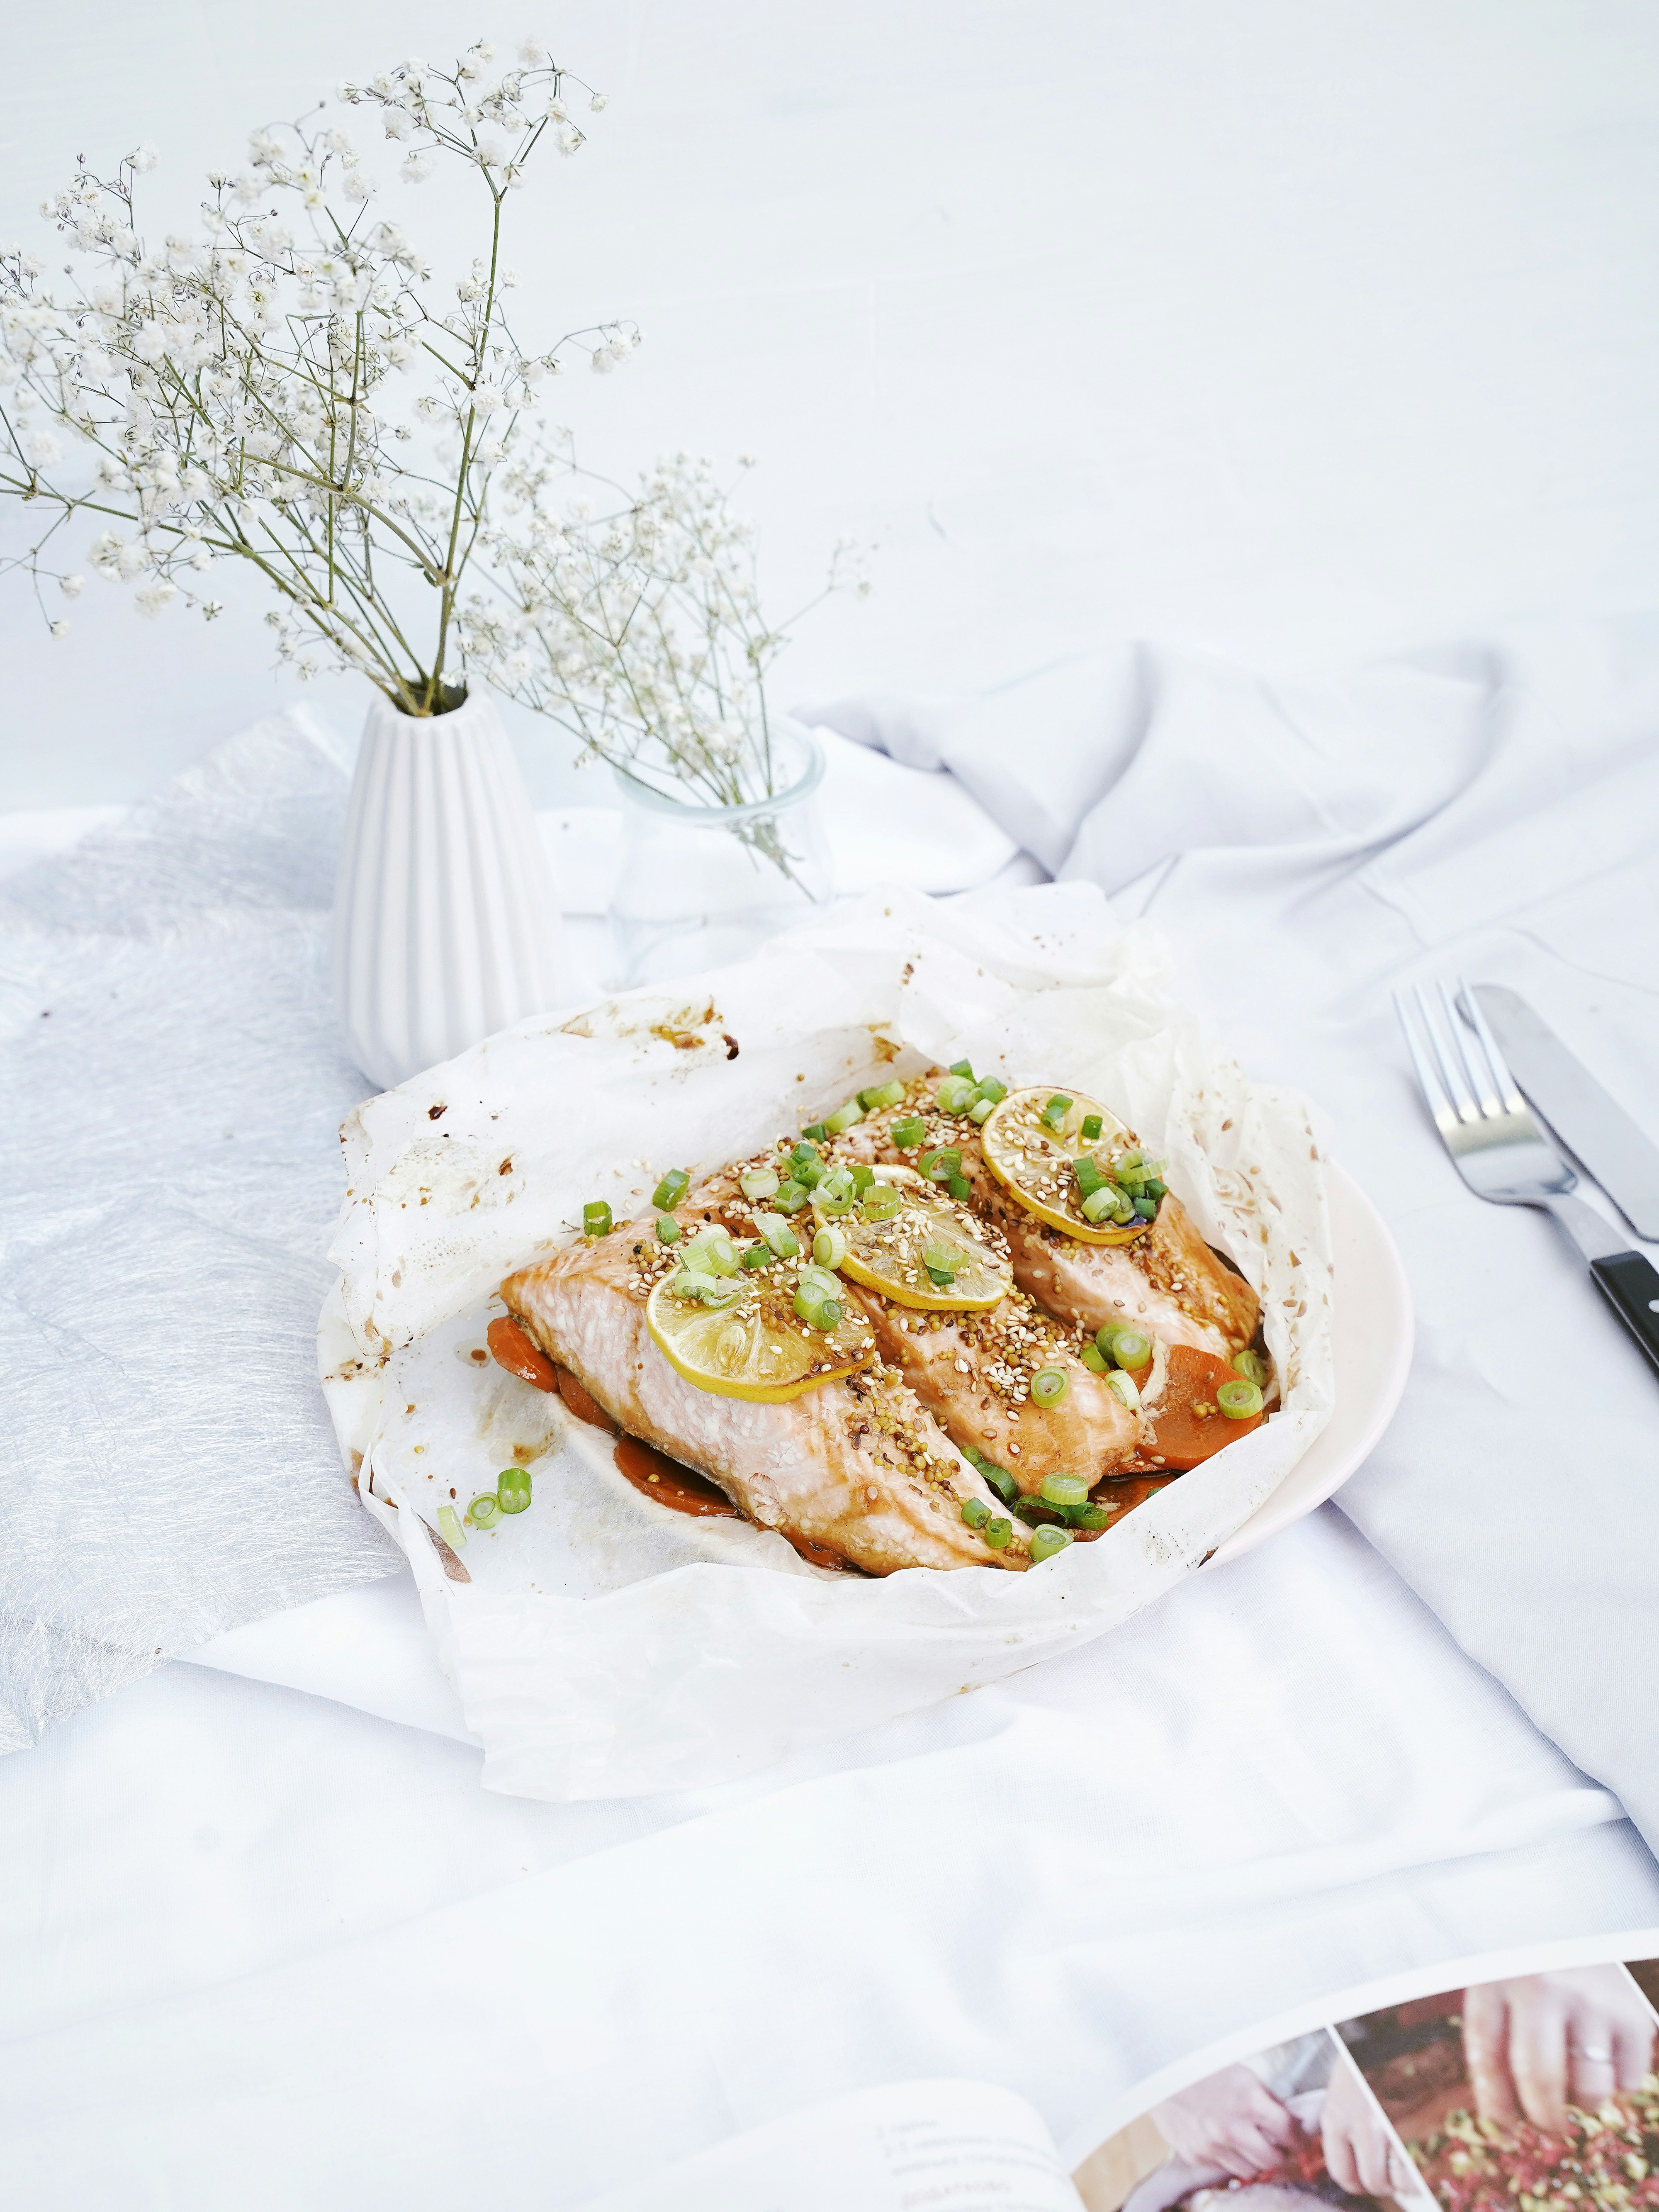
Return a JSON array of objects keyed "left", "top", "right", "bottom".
[{"left": 333, "top": 688, "right": 563, "bottom": 1091}]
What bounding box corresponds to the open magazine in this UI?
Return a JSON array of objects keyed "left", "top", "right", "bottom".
[{"left": 583, "top": 1929, "right": 1659, "bottom": 2210}]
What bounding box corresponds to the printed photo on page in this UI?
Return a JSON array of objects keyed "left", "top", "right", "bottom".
[{"left": 580, "top": 1936, "right": 1659, "bottom": 2212}]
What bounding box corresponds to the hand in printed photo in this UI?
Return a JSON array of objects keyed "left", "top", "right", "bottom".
[
  {"left": 1151, "top": 2064, "right": 1299, "bottom": 2179},
  {"left": 1321, "top": 2058, "right": 1413, "bottom": 2198},
  {"left": 1462, "top": 1968, "right": 1656, "bottom": 2135}
]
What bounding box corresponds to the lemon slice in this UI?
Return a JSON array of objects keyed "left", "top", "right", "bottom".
[
  {"left": 645, "top": 1269, "right": 874, "bottom": 1401},
  {"left": 824, "top": 1184, "right": 1012, "bottom": 1311},
  {"left": 980, "top": 1087, "right": 1154, "bottom": 1246}
]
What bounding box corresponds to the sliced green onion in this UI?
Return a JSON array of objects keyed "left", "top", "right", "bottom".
[
  {"left": 922, "top": 1238, "right": 958, "bottom": 1277},
  {"left": 793, "top": 1137, "right": 820, "bottom": 1162},
  {"left": 437, "top": 1504, "right": 467, "bottom": 1548},
  {"left": 890, "top": 1116, "right": 926, "bottom": 1150},
  {"left": 960, "top": 1442, "right": 987, "bottom": 1467},
  {"left": 1081, "top": 1184, "right": 1132, "bottom": 1224},
  {"left": 798, "top": 1264, "right": 841, "bottom": 1303},
  {"left": 1030, "top": 1525, "right": 1073, "bottom": 1563},
  {"left": 861, "top": 1183, "right": 905, "bottom": 1223},
  {"left": 1014, "top": 1496, "right": 1062, "bottom": 1526},
  {"left": 968, "top": 1098, "right": 995, "bottom": 1124},
  {"left": 815, "top": 1165, "right": 858, "bottom": 1216},
  {"left": 983, "top": 1515, "right": 1012, "bottom": 1551},
  {"left": 1030, "top": 1367, "right": 1069, "bottom": 1408},
  {"left": 773, "top": 1179, "right": 809, "bottom": 1215},
  {"left": 961, "top": 1496, "right": 992, "bottom": 1529},
  {"left": 859, "top": 1079, "right": 906, "bottom": 1112},
  {"left": 800, "top": 1123, "right": 829, "bottom": 1143},
  {"left": 920, "top": 1145, "right": 961, "bottom": 1185},
  {"left": 582, "top": 1200, "right": 612, "bottom": 1237},
  {"left": 1217, "top": 1377, "right": 1264, "bottom": 1420},
  {"left": 739, "top": 1165, "right": 779, "bottom": 1201},
  {"left": 1070, "top": 1501, "right": 1111, "bottom": 1531},
  {"left": 1073, "top": 1155, "right": 1107, "bottom": 1199},
  {"left": 1108, "top": 1328, "right": 1151, "bottom": 1369},
  {"left": 949, "top": 1059, "right": 975, "bottom": 1079},
  {"left": 652, "top": 1167, "right": 690, "bottom": 1211},
  {"left": 1107, "top": 1368, "right": 1141, "bottom": 1411},
  {"left": 974, "top": 1076, "right": 1007, "bottom": 1106},
  {"left": 1080, "top": 1342, "right": 1108, "bottom": 1374},
  {"left": 824, "top": 1098, "right": 865, "bottom": 1136},
  {"left": 1115, "top": 1148, "right": 1147, "bottom": 1178},
  {"left": 980, "top": 1462, "right": 1018, "bottom": 1504},
  {"left": 815, "top": 1298, "right": 843, "bottom": 1329},
  {"left": 812, "top": 1225, "right": 848, "bottom": 1269},
  {"left": 1232, "top": 1349, "right": 1268, "bottom": 1389},
  {"left": 936, "top": 1074, "right": 978, "bottom": 1114},
  {"left": 1144, "top": 1177, "right": 1168, "bottom": 1199},
  {"left": 684, "top": 1226, "right": 738, "bottom": 1276},
  {"left": 1041, "top": 1472, "right": 1090, "bottom": 1506},
  {"left": 948, "top": 1174, "right": 973, "bottom": 1203},
  {"left": 654, "top": 1215, "right": 681, "bottom": 1245},
  {"left": 674, "top": 1269, "right": 720, "bottom": 1303},
  {"left": 740, "top": 1243, "right": 771, "bottom": 1271},
  {"left": 496, "top": 1466, "right": 532, "bottom": 1515},
  {"left": 1041, "top": 1094, "right": 1073, "bottom": 1130},
  {"left": 1133, "top": 1197, "right": 1158, "bottom": 1219},
  {"left": 467, "top": 1493, "right": 500, "bottom": 1529},
  {"left": 756, "top": 1212, "right": 801, "bottom": 1259},
  {"left": 1080, "top": 1113, "right": 1103, "bottom": 1142},
  {"left": 850, "top": 1162, "right": 876, "bottom": 1194},
  {"left": 793, "top": 1156, "right": 826, "bottom": 1189}
]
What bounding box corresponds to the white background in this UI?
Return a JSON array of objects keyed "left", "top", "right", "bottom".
[{"left": 2, "top": 0, "right": 1658, "bottom": 806}]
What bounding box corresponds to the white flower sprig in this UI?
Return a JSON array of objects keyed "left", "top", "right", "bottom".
[
  {"left": 460, "top": 448, "right": 868, "bottom": 806},
  {"left": 0, "top": 40, "right": 637, "bottom": 715}
]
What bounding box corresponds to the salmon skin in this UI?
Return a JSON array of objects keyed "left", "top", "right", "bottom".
[
  {"left": 833, "top": 1084, "right": 1260, "bottom": 1360},
  {"left": 500, "top": 1201, "right": 1030, "bottom": 1576}
]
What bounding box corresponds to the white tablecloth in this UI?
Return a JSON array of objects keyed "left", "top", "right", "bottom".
[
  {"left": 2, "top": 612, "right": 1657, "bottom": 2201},
  {"left": 6, "top": 1510, "right": 1657, "bottom": 2207}
]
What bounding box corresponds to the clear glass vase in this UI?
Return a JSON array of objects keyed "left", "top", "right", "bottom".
[{"left": 608, "top": 720, "right": 833, "bottom": 985}]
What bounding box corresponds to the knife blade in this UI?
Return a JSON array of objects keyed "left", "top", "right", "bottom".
[{"left": 1466, "top": 983, "right": 1659, "bottom": 1242}]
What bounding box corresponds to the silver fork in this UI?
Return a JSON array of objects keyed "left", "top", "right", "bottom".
[{"left": 1395, "top": 977, "right": 1659, "bottom": 1375}]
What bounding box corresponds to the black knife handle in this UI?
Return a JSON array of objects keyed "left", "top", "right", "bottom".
[{"left": 1589, "top": 1251, "right": 1659, "bottom": 1378}]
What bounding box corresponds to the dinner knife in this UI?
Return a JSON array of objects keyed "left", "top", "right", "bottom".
[{"left": 1465, "top": 983, "right": 1659, "bottom": 1243}]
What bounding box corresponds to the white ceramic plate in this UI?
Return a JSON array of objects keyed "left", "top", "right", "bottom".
[
  {"left": 1206, "top": 1161, "right": 1413, "bottom": 1570},
  {"left": 192, "top": 1161, "right": 1412, "bottom": 1731}
]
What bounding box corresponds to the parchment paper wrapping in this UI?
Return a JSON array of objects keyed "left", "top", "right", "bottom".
[{"left": 319, "top": 884, "right": 1334, "bottom": 1800}]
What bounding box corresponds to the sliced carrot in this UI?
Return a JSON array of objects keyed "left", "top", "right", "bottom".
[
  {"left": 1146, "top": 1344, "right": 1263, "bottom": 1470},
  {"left": 487, "top": 1314, "right": 558, "bottom": 1391}
]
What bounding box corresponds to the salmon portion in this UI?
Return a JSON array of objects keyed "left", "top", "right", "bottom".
[
  {"left": 834, "top": 1086, "right": 1260, "bottom": 1359},
  {"left": 844, "top": 1287, "right": 1146, "bottom": 1493},
  {"left": 500, "top": 1214, "right": 1029, "bottom": 1576},
  {"left": 696, "top": 1162, "right": 1149, "bottom": 1494}
]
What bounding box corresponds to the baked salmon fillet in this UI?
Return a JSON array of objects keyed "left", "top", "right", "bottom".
[
  {"left": 500, "top": 1206, "right": 1031, "bottom": 1575},
  {"left": 834, "top": 1081, "right": 1260, "bottom": 1359},
  {"left": 695, "top": 1164, "right": 1148, "bottom": 1494}
]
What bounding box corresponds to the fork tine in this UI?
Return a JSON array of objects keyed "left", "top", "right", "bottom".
[
  {"left": 1437, "top": 979, "right": 1501, "bottom": 1116},
  {"left": 1393, "top": 989, "right": 1459, "bottom": 1138},
  {"left": 1415, "top": 984, "right": 1480, "bottom": 1124},
  {"left": 1456, "top": 979, "right": 1527, "bottom": 1114}
]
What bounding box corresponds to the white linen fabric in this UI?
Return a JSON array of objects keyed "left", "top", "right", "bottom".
[
  {"left": 6, "top": 1509, "right": 1659, "bottom": 2207},
  {"left": 808, "top": 613, "right": 1659, "bottom": 1849}
]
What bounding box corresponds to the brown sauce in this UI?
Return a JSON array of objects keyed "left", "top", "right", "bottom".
[
  {"left": 487, "top": 1315, "right": 559, "bottom": 1392},
  {"left": 784, "top": 1533, "right": 865, "bottom": 1574},
  {"left": 552, "top": 1365, "right": 618, "bottom": 1434},
  {"left": 613, "top": 1434, "right": 738, "bottom": 1517}
]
